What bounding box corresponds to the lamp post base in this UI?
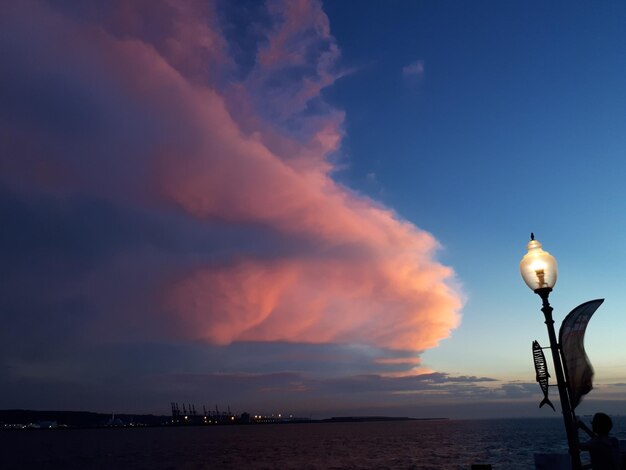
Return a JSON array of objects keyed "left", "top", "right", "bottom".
[{"left": 535, "top": 289, "right": 582, "bottom": 470}]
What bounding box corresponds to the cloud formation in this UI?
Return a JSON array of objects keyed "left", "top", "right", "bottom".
[
  {"left": 402, "top": 60, "right": 425, "bottom": 78},
  {"left": 0, "top": 0, "right": 462, "bottom": 408},
  {"left": 402, "top": 59, "right": 425, "bottom": 93}
]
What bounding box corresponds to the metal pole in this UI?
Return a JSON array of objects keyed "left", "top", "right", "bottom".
[{"left": 537, "top": 288, "right": 581, "bottom": 470}]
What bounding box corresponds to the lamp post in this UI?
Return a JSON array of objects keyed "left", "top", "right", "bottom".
[{"left": 520, "top": 234, "right": 581, "bottom": 470}]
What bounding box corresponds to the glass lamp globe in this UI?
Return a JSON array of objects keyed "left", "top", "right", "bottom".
[{"left": 520, "top": 235, "right": 558, "bottom": 292}]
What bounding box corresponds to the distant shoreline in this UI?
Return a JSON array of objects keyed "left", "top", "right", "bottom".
[{"left": 0, "top": 409, "right": 448, "bottom": 429}]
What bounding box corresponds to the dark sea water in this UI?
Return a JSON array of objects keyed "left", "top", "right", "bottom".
[{"left": 4, "top": 417, "right": 626, "bottom": 469}]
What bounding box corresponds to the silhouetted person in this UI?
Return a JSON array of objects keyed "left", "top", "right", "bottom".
[{"left": 578, "top": 413, "right": 621, "bottom": 469}]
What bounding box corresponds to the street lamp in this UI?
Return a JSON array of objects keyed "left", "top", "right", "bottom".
[
  {"left": 520, "top": 233, "right": 581, "bottom": 470},
  {"left": 520, "top": 234, "right": 558, "bottom": 293}
]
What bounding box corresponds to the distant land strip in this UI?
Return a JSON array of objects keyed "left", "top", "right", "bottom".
[{"left": 0, "top": 410, "right": 448, "bottom": 429}]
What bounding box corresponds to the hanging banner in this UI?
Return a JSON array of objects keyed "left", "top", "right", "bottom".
[{"left": 558, "top": 299, "right": 604, "bottom": 410}]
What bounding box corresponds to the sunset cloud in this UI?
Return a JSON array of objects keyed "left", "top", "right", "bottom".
[{"left": 0, "top": 0, "right": 462, "bottom": 405}]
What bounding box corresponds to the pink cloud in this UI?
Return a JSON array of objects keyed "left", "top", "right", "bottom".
[
  {"left": 172, "top": 252, "right": 460, "bottom": 352},
  {"left": 1, "top": 1, "right": 463, "bottom": 357},
  {"left": 163, "top": 166, "right": 452, "bottom": 341},
  {"left": 249, "top": 0, "right": 344, "bottom": 121},
  {"left": 258, "top": 0, "right": 333, "bottom": 69}
]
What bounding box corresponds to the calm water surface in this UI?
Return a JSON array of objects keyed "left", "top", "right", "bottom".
[{"left": 5, "top": 417, "right": 626, "bottom": 469}]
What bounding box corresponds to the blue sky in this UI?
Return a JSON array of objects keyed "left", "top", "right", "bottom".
[
  {"left": 325, "top": 0, "right": 626, "bottom": 413},
  {"left": 1, "top": 0, "right": 625, "bottom": 419}
]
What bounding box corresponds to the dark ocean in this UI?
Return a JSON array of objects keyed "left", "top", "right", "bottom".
[{"left": 4, "top": 417, "right": 626, "bottom": 469}]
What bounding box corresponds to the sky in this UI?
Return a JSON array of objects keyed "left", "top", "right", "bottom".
[{"left": 1, "top": 0, "right": 626, "bottom": 420}]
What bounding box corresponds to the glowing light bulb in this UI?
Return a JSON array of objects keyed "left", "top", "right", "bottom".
[{"left": 520, "top": 235, "right": 558, "bottom": 292}]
